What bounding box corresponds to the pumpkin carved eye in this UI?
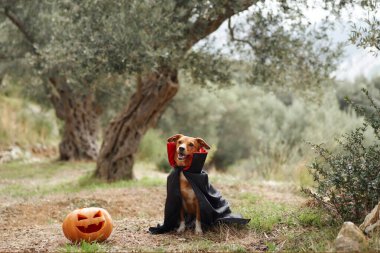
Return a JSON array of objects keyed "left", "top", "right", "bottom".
[
  {"left": 94, "top": 210, "right": 102, "bottom": 218},
  {"left": 77, "top": 214, "right": 87, "bottom": 221}
]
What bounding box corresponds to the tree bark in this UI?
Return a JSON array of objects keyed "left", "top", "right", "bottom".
[
  {"left": 49, "top": 77, "right": 99, "bottom": 161},
  {"left": 94, "top": 72, "right": 179, "bottom": 181}
]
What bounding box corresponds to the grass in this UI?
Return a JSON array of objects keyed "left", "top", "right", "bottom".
[
  {"left": 61, "top": 241, "right": 106, "bottom": 253},
  {"left": 233, "top": 191, "right": 340, "bottom": 252},
  {"left": 368, "top": 231, "right": 380, "bottom": 251},
  {"left": 0, "top": 159, "right": 355, "bottom": 252},
  {"left": 283, "top": 227, "right": 338, "bottom": 252},
  {"left": 298, "top": 208, "right": 326, "bottom": 228},
  {"left": 0, "top": 160, "right": 165, "bottom": 198},
  {"left": 0, "top": 160, "right": 81, "bottom": 179}
]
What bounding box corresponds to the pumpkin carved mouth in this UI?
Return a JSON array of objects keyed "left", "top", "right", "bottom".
[
  {"left": 75, "top": 211, "right": 106, "bottom": 234},
  {"left": 77, "top": 221, "right": 105, "bottom": 233}
]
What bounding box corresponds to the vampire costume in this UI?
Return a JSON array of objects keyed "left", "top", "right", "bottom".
[{"left": 149, "top": 142, "right": 250, "bottom": 234}]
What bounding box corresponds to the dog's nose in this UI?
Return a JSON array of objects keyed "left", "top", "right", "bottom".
[{"left": 179, "top": 147, "right": 185, "bottom": 152}]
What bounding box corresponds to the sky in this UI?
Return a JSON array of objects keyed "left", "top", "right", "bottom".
[{"left": 204, "top": 1, "right": 380, "bottom": 82}]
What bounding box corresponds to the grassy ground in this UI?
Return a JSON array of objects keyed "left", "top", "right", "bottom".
[{"left": 0, "top": 159, "right": 345, "bottom": 252}]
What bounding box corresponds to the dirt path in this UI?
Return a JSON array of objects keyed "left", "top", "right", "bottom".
[{"left": 0, "top": 165, "right": 304, "bottom": 252}]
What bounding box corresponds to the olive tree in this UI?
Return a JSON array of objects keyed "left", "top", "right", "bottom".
[
  {"left": 4, "top": 0, "right": 368, "bottom": 181},
  {"left": 38, "top": 0, "right": 353, "bottom": 181},
  {"left": 39, "top": 0, "right": 261, "bottom": 180},
  {"left": 0, "top": 1, "right": 100, "bottom": 160}
]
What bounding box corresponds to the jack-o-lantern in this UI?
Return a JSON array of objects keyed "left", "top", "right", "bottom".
[{"left": 62, "top": 207, "right": 113, "bottom": 242}]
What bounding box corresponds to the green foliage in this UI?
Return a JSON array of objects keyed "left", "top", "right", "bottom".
[
  {"left": 229, "top": 1, "right": 342, "bottom": 89},
  {"left": 29, "top": 0, "right": 256, "bottom": 86},
  {"left": 136, "top": 129, "right": 166, "bottom": 165},
  {"left": 336, "top": 76, "right": 380, "bottom": 119},
  {"left": 1, "top": 0, "right": 343, "bottom": 99},
  {"left": 349, "top": 1, "right": 380, "bottom": 53},
  {"left": 0, "top": 94, "right": 59, "bottom": 147},
  {"left": 304, "top": 89, "right": 380, "bottom": 223},
  {"left": 155, "top": 157, "right": 171, "bottom": 173},
  {"left": 61, "top": 241, "right": 105, "bottom": 253},
  {"left": 210, "top": 85, "right": 362, "bottom": 178},
  {"left": 158, "top": 82, "right": 223, "bottom": 144},
  {"left": 297, "top": 209, "right": 325, "bottom": 228},
  {"left": 158, "top": 80, "right": 364, "bottom": 179}
]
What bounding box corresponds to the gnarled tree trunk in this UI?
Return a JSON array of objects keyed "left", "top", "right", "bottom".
[
  {"left": 94, "top": 72, "right": 179, "bottom": 181},
  {"left": 49, "top": 77, "right": 99, "bottom": 161}
]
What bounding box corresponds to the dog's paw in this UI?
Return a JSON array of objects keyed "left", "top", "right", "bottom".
[
  {"left": 195, "top": 220, "right": 202, "bottom": 235},
  {"left": 195, "top": 229, "right": 203, "bottom": 235},
  {"left": 177, "top": 227, "right": 185, "bottom": 233},
  {"left": 195, "top": 228, "right": 203, "bottom": 235},
  {"left": 177, "top": 222, "right": 185, "bottom": 233}
]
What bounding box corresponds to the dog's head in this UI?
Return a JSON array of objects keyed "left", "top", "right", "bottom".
[{"left": 167, "top": 134, "right": 210, "bottom": 167}]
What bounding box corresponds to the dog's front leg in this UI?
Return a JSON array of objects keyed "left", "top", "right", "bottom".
[
  {"left": 195, "top": 200, "right": 202, "bottom": 234},
  {"left": 177, "top": 206, "right": 185, "bottom": 233}
]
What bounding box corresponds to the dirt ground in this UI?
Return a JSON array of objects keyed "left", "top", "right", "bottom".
[{"left": 0, "top": 163, "right": 304, "bottom": 252}]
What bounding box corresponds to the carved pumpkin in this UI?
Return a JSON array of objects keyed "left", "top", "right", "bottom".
[{"left": 62, "top": 207, "right": 113, "bottom": 242}]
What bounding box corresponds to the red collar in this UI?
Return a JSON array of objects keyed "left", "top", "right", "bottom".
[{"left": 167, "top": 142, "right": 207, "bottom": 171}]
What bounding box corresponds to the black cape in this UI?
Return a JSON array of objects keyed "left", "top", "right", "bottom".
[{"left": 149, "top": 143, "right": 250, "bottom": 234}]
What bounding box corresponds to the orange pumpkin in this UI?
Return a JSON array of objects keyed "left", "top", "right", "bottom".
[{"left": 62, "top": 207, "right": 113, "bottom": 242}]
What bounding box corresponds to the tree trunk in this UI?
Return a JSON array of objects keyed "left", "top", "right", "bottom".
[
  {"left": 94, "top": 71, "right": 179, "bottom": 181},
  {"left": 49, "top": 77, "right": 99, "bottom": 161}
]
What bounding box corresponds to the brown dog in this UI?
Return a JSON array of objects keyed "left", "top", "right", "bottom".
[{"left": 167, "top": 134, "right": 211, "bottom": 234}]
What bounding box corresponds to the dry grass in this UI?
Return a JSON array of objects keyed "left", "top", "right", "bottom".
[
  {"left": 0, "top": 160, "right": 344, "bottom": 252},
  {"left": 0, "top": 95, "right": 59, "bottom": 149}
]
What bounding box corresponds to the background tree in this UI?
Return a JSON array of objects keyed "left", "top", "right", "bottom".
[
  {"left": 38, "top": 0, "right": 261, "bottom": 181},
  {"left": 0, "top": 1, "right": 101, "bottom": 160},
  {"left": 350, "top": 1, "right": 379, "bottom": 53},
  {"left": 36, "top": 0, "right": 350, "bottom": 181},
  {"left": 3, "top": 0, "right": 373, "bottom": 181}
]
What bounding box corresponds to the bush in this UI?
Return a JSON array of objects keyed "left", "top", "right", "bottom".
[
  {"left": 336, "top": 76, "right": 380, "bottom": 114},
  {"left": 157, "top": 81, "right": 364, "bottom": 180},
  {"left": 136, "top": 129, "right": 166, "bottom": 165},
  {"left": 303, "top": 89, "right": 380, "bottom": 223},
  {"left": 213, "top": 85, "right": 362, "bottom": 179}
]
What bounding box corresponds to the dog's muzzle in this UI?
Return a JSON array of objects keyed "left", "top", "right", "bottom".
[{"left": 177, "top": 152, "right": 187, "bottom": 160}]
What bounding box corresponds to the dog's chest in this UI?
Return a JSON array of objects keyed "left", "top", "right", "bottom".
[{"left": 179, "top": 172, "right": 197, "bottom": 211}]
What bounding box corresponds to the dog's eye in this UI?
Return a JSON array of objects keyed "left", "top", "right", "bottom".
[
  {"left": 178, "top": 141, "right": 182, "bottom": 144},
  {"left": 189, "top": 143, "right": 194, "bottom": 147}
]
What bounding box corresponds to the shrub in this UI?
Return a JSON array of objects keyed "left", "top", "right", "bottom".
[
  {"left": 157, "top": 82, "right": 364, "bottom": 179},
  {"left": 156, "top": 157, "right": 171, "bottom": 173},
  {"left": 213, "top": 86, "right": 362, "bottom": 179},
  {"left": 136, "top": 129, "right": 166, "bottom": 165},
  {"left": 303, "top": 89, "right": 380, "bottom": 223}
]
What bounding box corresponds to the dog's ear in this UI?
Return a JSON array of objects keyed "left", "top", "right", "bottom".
[
  {"left": 196, "top": 138, "right": 211, "bottom": 150},
  {"left": 167, "top": 134, "right": 183, "bottom": 143}
]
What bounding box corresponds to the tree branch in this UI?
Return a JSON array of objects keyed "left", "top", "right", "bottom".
[
  {"left": 185, "top": 0, "right": 258, "bottom": 49},
  {"left": 4, "top": 6, "right": 39, "bottom": 55},
  {"left": 227, "top": 17, "right": 255, "bottom": 50}
]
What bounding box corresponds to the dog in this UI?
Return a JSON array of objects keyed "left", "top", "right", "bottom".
[{"left": 167, "top": 134, "right": 211, "bottom": 234}]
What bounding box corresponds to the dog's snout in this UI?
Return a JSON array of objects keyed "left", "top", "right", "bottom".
[{"left": 179, "top": 146, "right": 185, "bottom": 152}]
